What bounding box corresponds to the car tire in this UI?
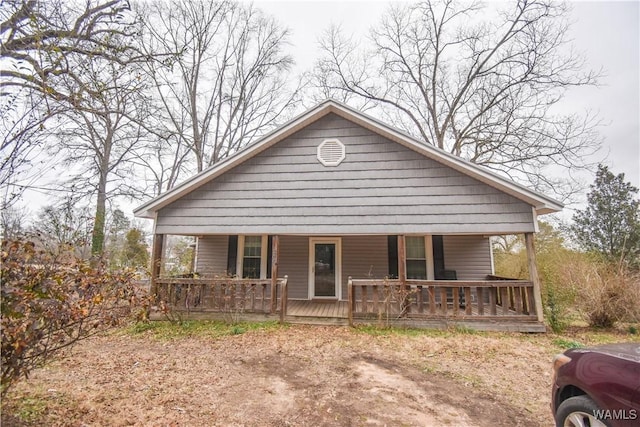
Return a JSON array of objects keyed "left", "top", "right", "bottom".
[{"left": 555, "top": 395, "right": 610, "bottom": 427}]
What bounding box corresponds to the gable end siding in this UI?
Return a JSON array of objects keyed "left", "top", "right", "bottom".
[{"left": 156, "top": 114, "right": 535, "bottom": 235}]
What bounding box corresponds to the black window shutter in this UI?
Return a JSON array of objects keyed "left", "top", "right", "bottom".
[
  {"left": 227, "top": 235, "right": 238, "bottom": 276},
  {"left": 387, "top": 236, "right": 398, "bottom": 279},
  {"left": 267, "top": 235, "right": 273, "bottom": 278},
  {"left": 432, "top": 235, "right": 445, "bottom": 278}
]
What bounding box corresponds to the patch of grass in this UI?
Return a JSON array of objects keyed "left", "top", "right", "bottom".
[
  {"left": 352, "top": 324, "right": 395, "bottom": 336},
  {"left": 628, "top": 325, "right": 638, "bottom": 335},
  {"left": 557, "top": 325, "right": 639, "bottom": 346},
  {"left": 451, "top": 324, "right": 479, "bottom": 335},
  {"left": 230, "top": 325, "right": 246, "bottom": 335},
  {"left": 123, "top": 320, "right": 282, "bottom": 340},
  {"left": 583, "top": 331, "right": 637, "bottom": 345},
  {"left": 14, "top": 396, "right": 47, "bottom": 423},
  {"left": 127, "top": 321, "right": 158, "bottom": 334},
  {"left": 552, "top": 338, "right": 584, "bottom": 349},
  {"left": 353, "top": 324, "right": 486, "bottom": 338},
  {"left": 354, "top": 324, "right": 451, "bottom": 337}
]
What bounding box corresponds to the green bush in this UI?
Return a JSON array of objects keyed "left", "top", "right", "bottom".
[{"left": 544, "top": 283, "right": 573, "bottom": 333}]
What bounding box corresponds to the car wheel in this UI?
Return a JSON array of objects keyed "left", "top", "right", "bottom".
[{"left": 555, "top": 395, "right": 610, "bottom": 427}]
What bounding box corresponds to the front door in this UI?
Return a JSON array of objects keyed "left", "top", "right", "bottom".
[{"left": 309, "top": 238, "right": 341, "bottom": 299}]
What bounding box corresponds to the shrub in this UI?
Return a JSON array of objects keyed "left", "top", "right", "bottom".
[
  {"left": 492, "top": 224, "right": 640, "bottom": 330},
  {"left": 562, "top": 255, "right": 640, "bottom": 328},
  {"left": 538, "top": 249, "right": 578, "bottom": 334},
  {"left": 544, "top": 282, "right": 575, "bottom": 333},
  {"left": 1, "top": 239, "right": 140, "bottom": 395},
  {"left": 493, "top": 227, "right": 577, "bottom": 333}
]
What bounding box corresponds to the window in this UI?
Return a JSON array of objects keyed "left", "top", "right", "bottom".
[
  {"left": 242, "top": 236, "right": 262, "bottom": 278},
  {"left": 406, "top": 236, "right": 427, "bottom": 279},
  {"left": 317, "top": 139, "right": 346, "bottom": 166},
  {"left": 231, "top": 235, "right": 270, "bottom": 279}
]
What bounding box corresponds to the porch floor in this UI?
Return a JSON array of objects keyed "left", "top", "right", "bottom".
[{"left": 287, "top": 300, "right": 349, "bottom": 318}]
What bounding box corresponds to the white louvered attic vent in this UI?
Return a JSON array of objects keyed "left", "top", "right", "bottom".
[{"left": 317, "top": 139, "right": 346, "bottom": 167}]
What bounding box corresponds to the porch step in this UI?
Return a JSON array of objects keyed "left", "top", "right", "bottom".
[{"left": 285, "top": 315, "right": 349, "bottom": 326}]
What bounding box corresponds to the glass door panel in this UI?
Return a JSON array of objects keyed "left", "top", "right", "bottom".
[{"left": 314, "top": 243, "right": 336, "bottom": 297}]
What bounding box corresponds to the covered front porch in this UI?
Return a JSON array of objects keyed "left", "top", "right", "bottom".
[{"left": 148, "top": 234, "right": 545, "bottom": 332}]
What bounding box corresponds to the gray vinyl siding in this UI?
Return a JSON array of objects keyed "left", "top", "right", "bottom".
[
  {"left": 442, "top": 235, "right": 492, "bottom": 280},
  {"left": 341, "top": 235, "right": 389, "bottom": 300},
  {"left": 192, "top": 234, "right": 489, "bottom": 299},
  {"left": 156, "top": 113, "right": 535, "bottom": 235},
  {"left": 279, "top": 235, "right": 309, "bottom": 299},
  {"left": 195, "top": 235, "right": 229, "bottom": 277},
  {"left": 193, "top": 235, "right": 310, "bottom": 298},
  {"left": 280, "top": 235, "right": 388, "bottom": 301}
]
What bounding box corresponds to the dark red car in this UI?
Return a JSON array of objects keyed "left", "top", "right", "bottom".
[{"left": 552, "top": 343, "right": 640, "bottom": 427}]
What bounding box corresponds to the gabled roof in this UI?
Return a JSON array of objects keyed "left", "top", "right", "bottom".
[{"left": 134, "top": 99, "right": 563, "bottom": 219}]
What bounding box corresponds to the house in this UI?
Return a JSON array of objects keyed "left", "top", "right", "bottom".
[{"left": 134, "top": 100, "right": 562, "bottom": 332}]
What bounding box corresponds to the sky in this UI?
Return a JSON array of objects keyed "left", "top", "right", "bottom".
[
  {"left": 257, "top": 0, "right": 640, "bottom": 205},
  {"left": 560, "top": 1, "right": 640, "bottom": 189},
  {"left": 13, "top": 0, "right": 640, "bottom": 222}
]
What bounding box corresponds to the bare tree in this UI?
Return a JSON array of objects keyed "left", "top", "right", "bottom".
[
  {"left": 0, "top": 204, "right": 29, "bottom": 240},
  {"left": 138, "top": 0, "right": 299, "bottom": 191},
  {"left": 312, "top": 0, "right": 602, "bottom": 198},
  {"left": 0, "top": 0, "right": 141, "bottom": 205},
  {"left": 1, "top": 0, "right": 140, "bottom": 102},
  {"left": 54, "top": 54, "right": 150, "bottom": 257},
  {"left": 32, "top": 197, "right": 93, "bottom": 258}
]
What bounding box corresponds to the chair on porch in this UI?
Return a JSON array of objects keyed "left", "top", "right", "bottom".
[{"left": 435, "top": 269, "right": 465, "bottom": 308}]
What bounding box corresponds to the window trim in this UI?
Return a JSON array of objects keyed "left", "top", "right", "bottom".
[
  {"left": 308, "top": 237, "right": 342, "bottom": 300},
  {"left": 236, "top": 235, "right": 269, "bottom": 279},
  {"left": 404, "top": 235, "right": 434, "bottom": 280}
]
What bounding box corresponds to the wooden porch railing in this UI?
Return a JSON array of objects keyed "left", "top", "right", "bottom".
[
  {"left": 155, "top": 276, "right": 288, "bottom": 321},
  {"left": 347, "top": 277, "right": 537, "bottom": 326}
]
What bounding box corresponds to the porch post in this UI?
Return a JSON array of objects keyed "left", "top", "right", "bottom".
[
  {"left": 398, "top": 235, "right": 407, "bottom": 284},
  {"left": 270, "top": 235, "right": 279, "bottom": 314},
  {"left": 150, "top": 233, "right": 164, "bottom": 303},
  {"left": 188, "top": 238, "right": 197, "bottom": 274},
  {"left": 525, "top": 232, "right": 544, "bottom": 322}
]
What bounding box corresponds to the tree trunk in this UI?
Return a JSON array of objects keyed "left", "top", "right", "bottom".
[{"left": 91, "top": 171, "right": 108, "bottom": 258}]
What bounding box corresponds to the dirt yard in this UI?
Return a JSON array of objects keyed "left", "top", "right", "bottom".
[{"left": 2, "top": 323, "right": 636, "bottom": 426}]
